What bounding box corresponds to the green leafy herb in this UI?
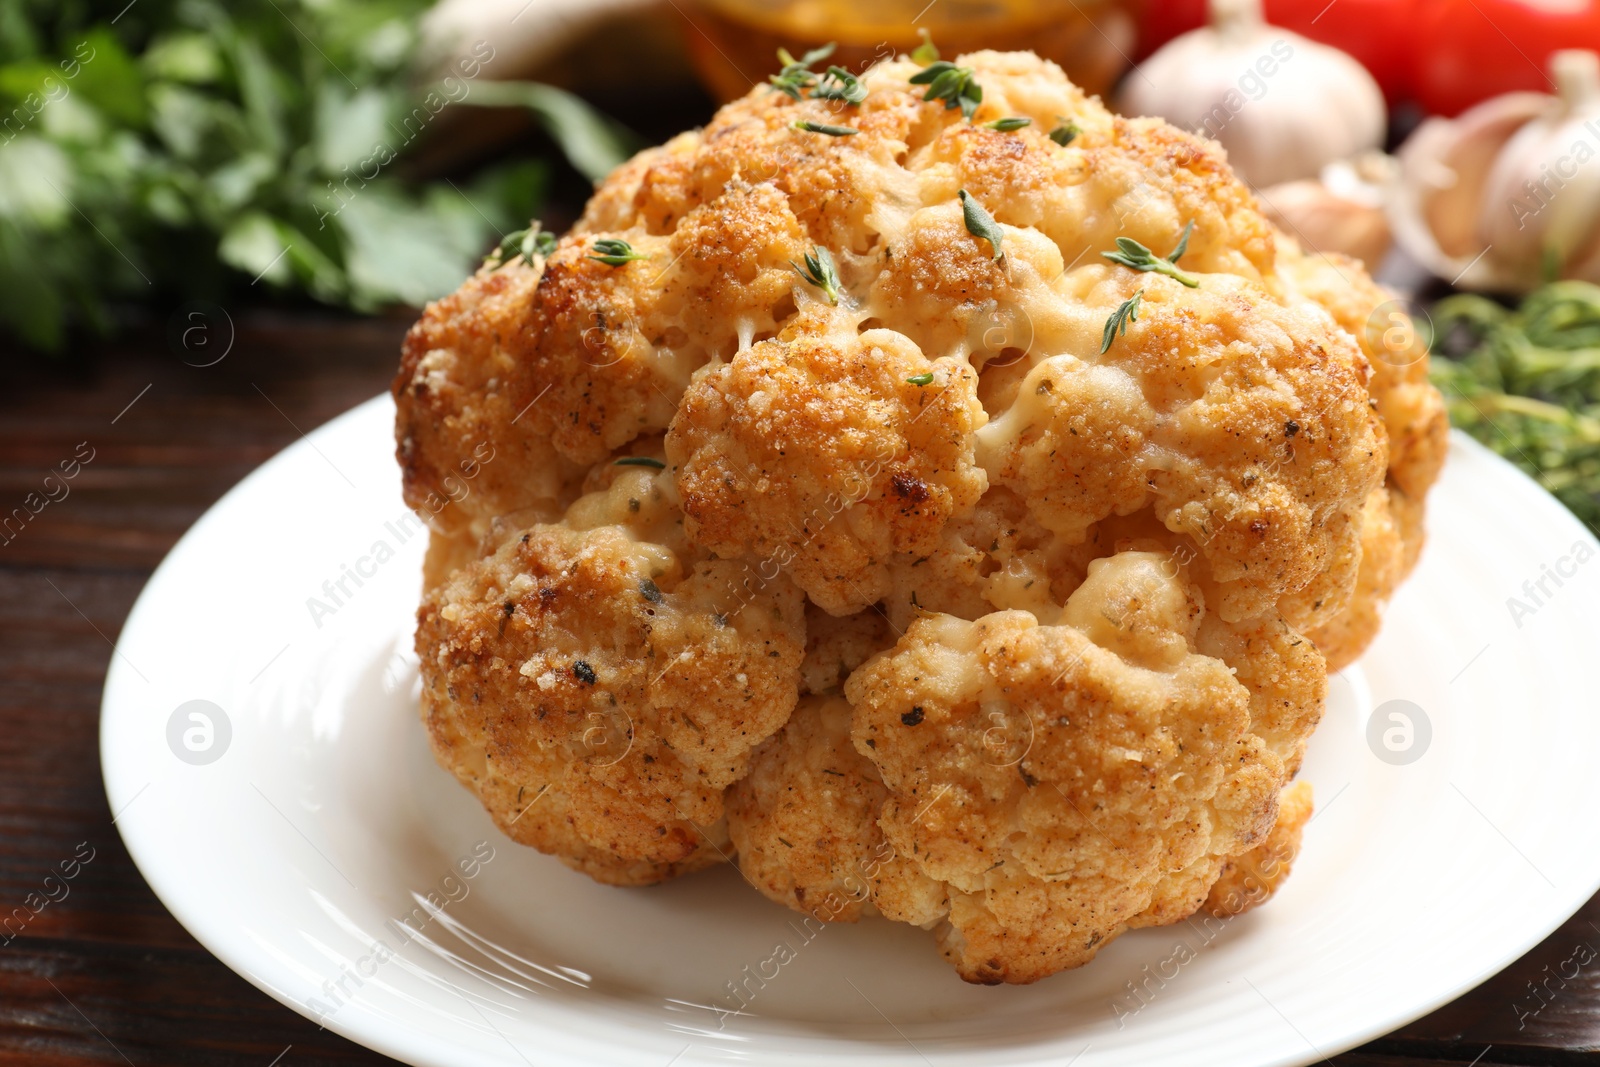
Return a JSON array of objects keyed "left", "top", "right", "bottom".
[
  {"left": 910, "top": 61, "right": 982, "bottom": 119},
  {"left": 906, "top": 372, "right": 935, "bottom": 386},
  {"left": 1429, "top": 281, "right": 1600, "bottom": 529},
  {"left": 460, "top": 81, "right": 639, "bottom": 183},
  {"left": 589, "top": 238, "right": 647, "bottom": 266},
  {"left": 1049, "top": 121, "right": 1081, "bottom": 146},
  {"left": 958, "top": 189, "right": 1003, "bottom": 261},
  {"left": 813, "top": 66, "right": 867, "bottom": 105},
  {"left": 1168, "top": 220, "right": 1195, "bottom": 264},
  {"left": 487, "top": 225, "right": 557, "bottom": 269},
  {"left": 1101, "top": 290, "right": 1144, "bottom": 353},
  {"left": 791, "top": 119, "right": 860, "bottom": 136},
  {"left": 0, "top": 0, "right": 636, "bottom": 353},
  {"left": 615, "top": 456, "right": 666, "bottom": 469},
  {"left": 911, "top": 28, "right": 940, "bottom": 66},
  {"left": 770, "top": 42, "right": 836, "bottom": 99},
  {"left": 1101, "top": 235, "right": 1199, "bottom": 287},
  {"left": 791, "top": 245, "right": 843, "bottom": 305},
  {"left": 984, "top": 117, "right": 1032, "bottom": 132}
]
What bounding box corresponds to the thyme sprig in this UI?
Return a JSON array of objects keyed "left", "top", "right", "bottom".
[
  {"left": 814, "top": 65, "right": 867, "bottom": 104},
  {"left": 910, "top": 61, "right": 982, "bottom": 119},
  {"left": 589, "top": 238, "right": 648, "bottom": 266},
  {"left": 770, "top": 42, "right": 836, "bottom": 99},
  {"left": 791, "top": 245, "right": 843, "bottom": 304},
  {"left": 1101, "top": 289, "right": 1144, "bottom": 353},
  {"left": 1049, "top": 120, "right": 1080, "bottom": 146},
  {"left": 487, "top": 224, "right": 557, "bottom": 269},
  {"left": 791, "top": 119, "right": 861, "bottom": 136},
  {"left": 958, "top": 189, "right": 1003, "bottom": 261},
  {"left": 1101, "top": 229, "right": 1199, "bottom": 287},
  {"left": 1430, "top": 281, "right": 1600, "bottom": 529}
]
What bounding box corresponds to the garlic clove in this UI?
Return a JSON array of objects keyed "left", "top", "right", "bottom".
[
  {"left": 1258, "top": 176, "right": 1391, "bottom": 269},
  {"left": 1390, "top": 89, "right": 1553, "bottom": 290}
]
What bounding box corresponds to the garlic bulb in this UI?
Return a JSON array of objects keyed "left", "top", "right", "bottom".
[
  {"left": 1117, "top": 0, "right": 1386, "bottom": 188},
  {"left": 1392, "top": 50, "right": 1600, "bottom": 292},
  {"left": 1479, "top": 52, "right": 1600, "bottom": 283}
]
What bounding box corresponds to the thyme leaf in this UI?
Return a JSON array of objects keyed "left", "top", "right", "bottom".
[
  {"left": 589, "top": 238, "right": 648, "bottom": 266},
  {"left": 791, "top": 245, "right": 843, "bottom": 304},
  {"left": 1101, "top": 289, "right": 1144, "bottom": 353},
  {"left": 958, "top": 189, "right": 1003, "bottom": 261}
]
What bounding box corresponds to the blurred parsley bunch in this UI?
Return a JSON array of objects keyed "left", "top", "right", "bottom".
[
  {"left": 1430, "top": 281, "right": 1600, "bottom": 530},
  {"left": 0, "top": 0, "right": 633, "bottom": 350}
]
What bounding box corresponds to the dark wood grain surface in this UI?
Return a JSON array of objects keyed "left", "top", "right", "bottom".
[{"left": 2, "top": 315, "right": 1598, "bottom": 1066}]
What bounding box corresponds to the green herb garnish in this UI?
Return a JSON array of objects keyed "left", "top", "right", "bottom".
[
  {"left": 791, "top": 245, "right": 843, "bottom": 305},
  {"left": 910, "top": 61, "right": 982, "bottom": 119},
  {"left": 985, "top": 117, "right": 1032, "bottom": 132},
  {"left": 1430, "top": 281, "right": 1600, "bottom": 529},
  {"left": 770, "top": 42, "right": 836, "bottom": 99},
  {"left": 958, "top": 189, "right": 1003, "bottom": 261},
  {"left": 1049, "top": 121, "right": 1081, "bottom": 146},
  {"left": 907, "top": 372, "right": 935, "bottom": 386},
  {"left": 912, "top": 28, "right": 940, "bottom": 66},
  {"left": 1101, "top": 290, "right": 1144, "bottom": 353},
  {"left": 615, "top": 456, "right": 666, "bottom": 469},
  {"left": 589, "top": 238, "right": 648, "bottom": 266},
  {"left": 1168, "top": 220, "right": 1195, "bottom": 264},
  {"left": 791, "top": 119, "right": 861, "bottom": 136},
  {"left": 813, "top": 66, "right": 868, "bottom": 105},
  {"left": 1101, "top": 234, "right": 1199, "bottom": 287},
  {"left": 487, "top": 225, "right": 557, "bottom": 269}
]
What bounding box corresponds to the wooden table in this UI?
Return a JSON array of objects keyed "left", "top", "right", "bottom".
[{"left": 2, "top": 315, "right": 1597, "bottom": 1066}]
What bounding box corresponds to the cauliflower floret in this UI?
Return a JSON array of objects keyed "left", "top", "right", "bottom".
[
  {"left": 392, "top": 260, "right": 587, "bottom": 545},
  {"left": 1206, "top": 779, "right": 1315, "bottom": 917},
  {"left": 832, "top": 553, "right": 1299, "bottom": 983},
  {"left": 1276, "top": 246, "right": 1449, "bottom": 666},
  {"left": 727, "top": 696, "right": 941, "bottom": 923},
  {"left": 418, "top": 509, "right": 804, "bottom": 885},
  {"left": 668, "top": 309, "right": 988, "bottom": 615},
  {"left": 1300, "top": 485, "right": 1405, "bottom": 672},
  {"left": 798, "top": 603, "right": 896, "bottom": 696}
]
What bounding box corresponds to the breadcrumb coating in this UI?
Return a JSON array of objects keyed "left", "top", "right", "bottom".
[
  {"left": 836, "top": 554, "right": 1287, "bottom": 982},
  {"left": 1205, "top": 780, "right": 1315, "bottom": 918},
  {"left": 1277, "top": 247, "right": 1450, "bottom": 668},
  {"left": 418, "top": 508, "right": 804, "bottom": 884},
  {"left": 399, "top": 48, "right": 1445, "bottom": 977}
]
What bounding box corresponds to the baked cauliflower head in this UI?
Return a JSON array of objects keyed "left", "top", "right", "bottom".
[{"left": 396, "top": 49, "right": 1447, "bottom": 979}]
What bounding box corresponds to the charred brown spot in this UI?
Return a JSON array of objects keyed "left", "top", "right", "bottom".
[
  {"left": 891, "top": 472, "right": 930, "bottom": 502},
  {"left": 901, "top": 706, "right": 925, "bottom": 726}
]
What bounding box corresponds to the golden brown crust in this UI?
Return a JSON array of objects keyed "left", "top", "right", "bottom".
[
  {"left": 835, "top": 555, "right": 1290, "bottom": 983},
  {"left": 392, "top": 260, "right": 587, "bottom": 544},
  {"left": 668, "top": 314, "right": 988, "bottom": 615},
  {"left": 401, "top": 49, "right": 1445, "bottom": 972},
  {"left": 1275, "top": 246, "right": 1449, "bottom": 665},
  {"left": 1205, "top": 780, "right": 1315, "bottom": 918},
  {"left": 418, "top": 520, "right": 804, "bottom": 882}
]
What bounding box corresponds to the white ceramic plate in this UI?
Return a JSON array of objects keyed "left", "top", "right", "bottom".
[{"left": 103, "top": 395, "right": 1600, "bottom": 1067}]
